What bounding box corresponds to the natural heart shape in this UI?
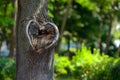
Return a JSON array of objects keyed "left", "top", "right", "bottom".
[{"left": 26, "top": 20, "right": 59, "bottom": 50}]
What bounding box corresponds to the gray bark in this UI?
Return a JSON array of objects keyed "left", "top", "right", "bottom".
[{"left": 16, "top": 0, "right": 58, "bottom": 80}]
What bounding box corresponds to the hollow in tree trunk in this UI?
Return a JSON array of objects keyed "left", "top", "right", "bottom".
[{"left": 16, "top": 0, "right": 59, "bottom": 80}]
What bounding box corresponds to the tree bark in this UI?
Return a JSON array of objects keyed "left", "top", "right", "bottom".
[{"left": 16, "top": 0, "right": 59, "bottom": 80}]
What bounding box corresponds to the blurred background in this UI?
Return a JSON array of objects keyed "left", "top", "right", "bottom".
[{"left": 0, "top": 0, "right": 120, "bottom": 80}]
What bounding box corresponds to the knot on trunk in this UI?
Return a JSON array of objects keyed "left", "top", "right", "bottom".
[{"left": 26, "top": 20, "right": 59, "bottom": 52}]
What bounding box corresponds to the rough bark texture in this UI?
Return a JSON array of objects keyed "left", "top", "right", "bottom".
[{"left": 16, "top": 0, "right": 58, "bottom": 80}]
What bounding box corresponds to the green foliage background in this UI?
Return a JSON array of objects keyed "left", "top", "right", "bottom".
[
  {"left": 0, "top": 0, "right": 120, "bottom": 80},
  {"left": 54, "top": 45, "right": 120, "bottom": 80},
  {"left": 1, "top": 45, "right": 120, "bottom": 80},
  {"left": 0, "top": 58, "right": 15, "bottom": 80}
]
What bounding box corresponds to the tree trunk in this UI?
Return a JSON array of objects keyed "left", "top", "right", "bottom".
[
  {"left": 55, "top": 0, "right": 72, "bottom": 53},
  {"left": 105, "top": 4, "right": 114, "bottom": 54},
  {"left": 105, "top": 13, "right": 113, "bottom": 54},
  {"left": 118, "top": 45, "right": 120, "bottom": 57},
  {"left": 9, "top": 0, "right": 17, "bottom": 58},
  {"left": 16, "top": 0, "right": 59, "bottom": 80}
]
